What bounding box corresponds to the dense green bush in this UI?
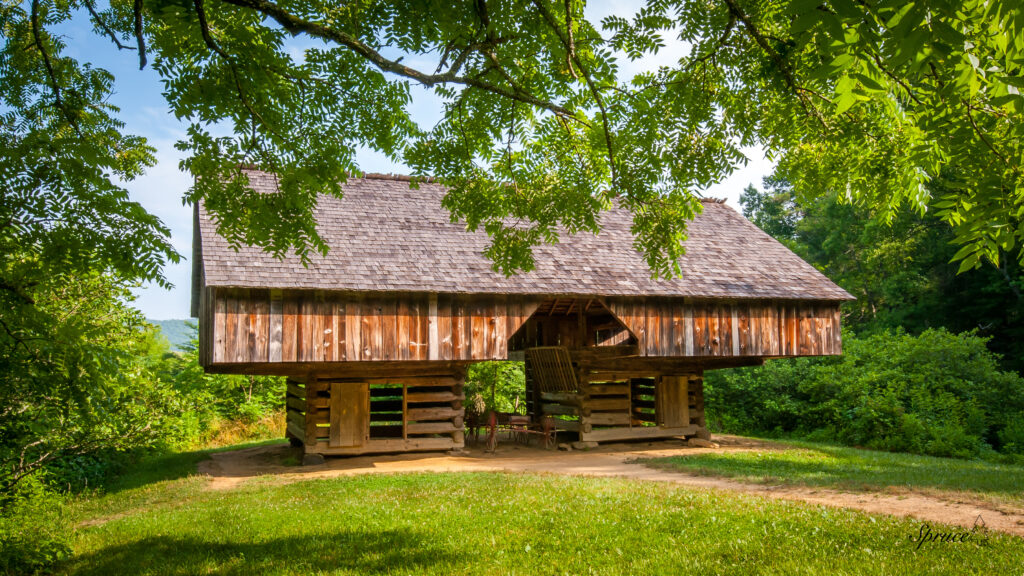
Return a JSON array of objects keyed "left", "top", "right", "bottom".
[
  {"left": 464, "top": 362, "right": 527, "bottom": 414},
  {"left": 161, "top": 328, "right": 285, "bottom": 447},
  {"left": 0, "top": 271, "right": 284, "bottom": 574},
  {"left": 0, "top": 477, "right": 71, "bottom": 574},
  {"left": 705, "top": 328, "right": 1024, "bottom": 460}
]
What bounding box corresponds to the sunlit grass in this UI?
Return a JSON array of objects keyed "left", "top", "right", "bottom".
[
  {"left": 642, "top": 440, "right": 1024, "bottom": 506},
  {"left": 62, "top": 465, "right": 1023, "bottom": 575}
]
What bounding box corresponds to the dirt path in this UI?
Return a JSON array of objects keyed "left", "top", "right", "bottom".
[{"left": 197, "top": 435, "right": 1024, "bottom": 537}]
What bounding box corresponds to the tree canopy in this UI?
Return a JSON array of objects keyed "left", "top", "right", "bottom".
[
  {"left": 741, "top": 178, "right": 1024, "bottom": 372},
  {"left": 3, "top": 0, "right": 1023, "bottom": 282}
]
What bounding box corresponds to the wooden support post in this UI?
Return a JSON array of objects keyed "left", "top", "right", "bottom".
[
  {"left": 451, "top": 373, "right": 465, "bottom": 447},
  {"left": 304, "top": 372, "right": 319, "bottom": 448},
  {"left": 428, "top": 294, "right": 439, "bottom": 360},
  {"left": 402, "top": 383, "right": 408, "bottom": 440}
]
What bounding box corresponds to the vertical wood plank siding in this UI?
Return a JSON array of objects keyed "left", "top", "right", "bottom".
[
  {"left": 605, "top": 299, "right": 842, "bottom": 357},
  {"left": 203, "top": 289, "right": 540, "bottom": 366},
  {"left": 199, "top": 290, "right": 843, "bottom": 366}
]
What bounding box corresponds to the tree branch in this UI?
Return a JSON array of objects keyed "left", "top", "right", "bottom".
[
  {"left": 869, "top": 52, "right": 921, "bottom": 105},
  {"left": 82, "top": 0, "right": 135, "bottom": 51},
  {"left": 564, "top": 0, "right": 578, "bottom": 79},
  {"left": 965, "top": 100, "right": 1011, "bottom": 167},
  {"left": 218, "top": 0, "right": 580, "bottom": 120},
  {"left": 530, "top": 0, "right": 618, "bottom": 185},
  {"left": 30, "top": 0, "right": 78, "bottom": 131},
  {"left": 690, "top": 11, "right": 736, "bottom": 67},
  {"left": 194, "top": 0, "right": 283, "bottom": 143},
  {"left": 133, "top": 0, "right": 148, "bottom": 69},
  {"left": 721, "top": 0, "right": 828, "bottom": 130}
]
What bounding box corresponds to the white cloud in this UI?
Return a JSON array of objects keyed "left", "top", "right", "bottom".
[{"left": 706, "top": 147, "right": 776, "bottom": 209}]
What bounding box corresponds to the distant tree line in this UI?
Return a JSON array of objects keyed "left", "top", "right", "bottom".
[
  {"left": 740, "top": 178, "right": 1023, "bottom": 372},
  {"left": 703, "top": 180, "right": 1024, "bottom": 459}
]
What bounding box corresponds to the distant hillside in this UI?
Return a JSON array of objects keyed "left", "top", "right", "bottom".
[{"left": 149, "top": 319, "right": 196, "bottom": 351}]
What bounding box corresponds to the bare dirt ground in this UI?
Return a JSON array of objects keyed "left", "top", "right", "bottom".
[{"left": 197, "top": 435, "right": 1024, "bottom": 537}]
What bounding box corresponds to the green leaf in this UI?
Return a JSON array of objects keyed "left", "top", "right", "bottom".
[
  {"left": 854, "top": 73, "right": 886, "bottom": 92},
  {"left": 791, "top": 10, "right": 823, "bottom": 35},
  {"left": 956, "top": 251, "right": 981, "bottom": 273},
  {"left": 999, "top": 75, "right": 1024, "bottom": 88}
]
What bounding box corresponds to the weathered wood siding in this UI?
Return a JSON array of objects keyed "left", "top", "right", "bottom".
[
  {"left": 201, "top": 288, "right": 540, "bottom": 366},
  {"left": 605, "top": 299, "right": 842, "bottom": 357}
]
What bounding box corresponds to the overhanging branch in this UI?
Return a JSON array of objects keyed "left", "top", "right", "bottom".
[{"left": 218, "top": 0, "right": 580, "bottom": 121}]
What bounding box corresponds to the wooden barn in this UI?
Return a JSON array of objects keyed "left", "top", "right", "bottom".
[{"left": 191, "top": 171, "right": 852, "bottom": 456}]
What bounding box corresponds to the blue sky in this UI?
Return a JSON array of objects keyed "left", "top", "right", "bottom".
[{"left": 60, "top": 2, "right": 774, "bottom": 320}]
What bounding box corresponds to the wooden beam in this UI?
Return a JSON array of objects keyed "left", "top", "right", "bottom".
[
  {"left": 307, "top": 436, "right": 456, "bottom": 455},
  {"left": 580, "top": 424, "right": 699, "bottom": 442},
  {"left": 204, "top": 360, "right": 475, "bottom": 378},
  {"left": 428, "top": 293, "right": 439, "bottom": 360},
  {"left": 731, "top": 305, "right": 740, "bottom": 356},
  {"left": 406, "top": 391, "right": 464, "bottom": 403},
  {"left": 406, "top": 421, "right": 460, "bottom": 435}
]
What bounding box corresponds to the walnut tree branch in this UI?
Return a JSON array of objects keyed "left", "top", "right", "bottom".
[
  {"left": 721, "top": 0, "right": 828, "bottom": 130},
  {"left": 133, "top": 0, "right": 147, "bottom": 69},
  {"left": 218, "top": 0, "right": 580, "bottom": 120},
  {"left": 530, "top": 0, "right": 618, "bottom": 185},
  {"left": 82, "top": 0, "right": 135, "bottom": 51},
  {"left": 30, "top": 0, "right": 78, "bottom": 131}
]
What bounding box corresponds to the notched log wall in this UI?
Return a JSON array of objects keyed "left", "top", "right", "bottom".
[{"left": 287, "top": 374, "right": 466, "bottom": 456}]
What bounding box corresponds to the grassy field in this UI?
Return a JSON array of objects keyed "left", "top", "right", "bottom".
[
  {"left": 641, "top": 439, "right": 1024, "bottom": 506},
  {"left": 58, "top": 444, "right": 1024, "bottom": 575}
]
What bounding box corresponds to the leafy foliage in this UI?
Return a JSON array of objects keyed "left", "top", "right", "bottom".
[
  {"left": 741, "top": 178, "right": 1024, "bottom": 371},
  {"left": 0, "top": 0, "right": 178, "bottom": 291},
  {"left": 464, "top": 362, "right": 526, "bottom": 414},
  {"left": 0, "top": 476, "right": 70, "bottom": 575},
  {"left": 0, "top": 278, "right": 281, "bottom": 573},
  {"left": 6, "top": 0, "right": 1024, "bottom": 279},
  {"left": 739, "top": 180, "right": 799, "bottom": 240},
  {"left": 0, "top": 270, "right": 176, "bottom": 495},
  {"left": 705, "top": 329, "right": 1024, "bottom": 460},
  {"left": 164, "top": 325, "right": 285, "bottom": 441}
]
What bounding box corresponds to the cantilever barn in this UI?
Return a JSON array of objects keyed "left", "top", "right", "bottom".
[{"left": 192, "top": 172, "right": 853, "bottom": 456}]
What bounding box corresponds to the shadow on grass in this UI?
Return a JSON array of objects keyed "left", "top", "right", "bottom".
[
  {"left": 63, "top": 528, "right": 459, "bottom": 575},
  {"left": 98, "top": 440, "right": 291, "bottom": 495}
]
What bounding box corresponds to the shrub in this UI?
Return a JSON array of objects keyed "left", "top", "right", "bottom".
[
  {"left": 705, "top": 328, "right": 1024, "bottom": 459},
  {"left": 0, "top": 478, "right": 71, "bottom": 575},
  {"left": 464, "top": 362, "right": 526, "bottom": 413}
]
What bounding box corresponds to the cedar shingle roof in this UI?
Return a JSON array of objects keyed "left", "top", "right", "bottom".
[{"left": 193, "top": 171, "right": 853, "bottom": 304}]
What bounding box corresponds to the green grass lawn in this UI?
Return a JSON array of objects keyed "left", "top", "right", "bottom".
[
  {"left": 60, "top": 447, "right": 1024, "bottom": 575},
  {"left": 641, "top": 439, "right": 1024, "bottom": 506}
]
